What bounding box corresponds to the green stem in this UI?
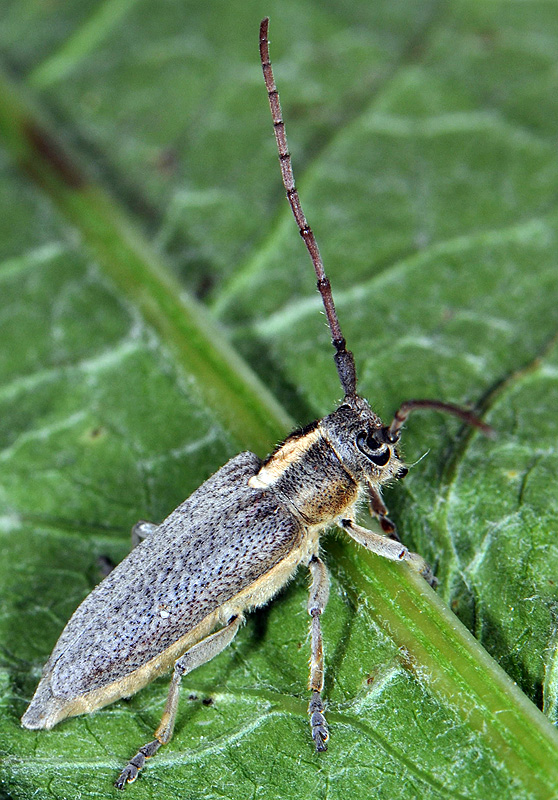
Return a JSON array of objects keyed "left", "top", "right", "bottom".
[
  {"left": 0, "top": 64, "right": 292, "bottom": 454},
  {"left": 331, "top": 538, "right": 558, "bottom": 798}
]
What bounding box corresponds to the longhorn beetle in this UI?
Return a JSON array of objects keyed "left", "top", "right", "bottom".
[{"left": 21, "top": 18, "right": 492, "bottom": 788}]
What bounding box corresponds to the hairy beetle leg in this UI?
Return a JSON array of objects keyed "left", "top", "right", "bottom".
[
  {"left": 307, "top": 556, "right": 330, "bottom": 751},
  {"left": 115, "top": 615, "right": 242, "bottom": 788},
  {"left": 115, "top": 740, "right": 161, "bottom": 789},
  {"left": 367, "top": 485, "right": 401, "bottom": 542},
  {"left": 339, "top": 519, "right": 438, "bottom": 588},
  {"left": 309, "top": 692, "right": 328, "bottom": 752}
]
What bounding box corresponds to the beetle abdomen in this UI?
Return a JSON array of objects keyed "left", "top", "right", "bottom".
[{"left": 22, "top": 451, "right": 304, "bottom": 729}]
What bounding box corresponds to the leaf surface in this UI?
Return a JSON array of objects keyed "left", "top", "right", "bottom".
[{"left": 1, "top": 2, "right": 558, "bottom": 799}]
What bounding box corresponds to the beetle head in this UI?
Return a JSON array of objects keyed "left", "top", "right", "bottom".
[{"left": 320, "top": 395, "right": 407, "bottom": 487}]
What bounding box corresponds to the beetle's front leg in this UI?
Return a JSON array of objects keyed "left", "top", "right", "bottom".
[
  {"left": 115, "top": 614, "right": 242, "bottom": 789},
  {"left": 367, "top": 485, "right": 400, "bottom": 542},
  {"left": 339, "top": 518, "right": 437, "bottom": 588},
  {"left": 307, "top": 555, "right": 330, "bottom": 752}
]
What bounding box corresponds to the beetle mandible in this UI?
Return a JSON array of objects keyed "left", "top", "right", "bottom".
[{"left": 21, "top": 18, "right": 491, "bottom": 788}]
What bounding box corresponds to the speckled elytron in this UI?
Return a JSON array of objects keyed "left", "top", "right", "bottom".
[{"left": 21, "top": 18, "right": 491, "bottom": 789}]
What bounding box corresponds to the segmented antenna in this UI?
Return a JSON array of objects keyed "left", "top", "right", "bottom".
[
  {"left": 259, "top": 17, "right": 357, "bottom": 399},
  {"left": 385, "top": 399, "right": 494, "bottom": 442}
]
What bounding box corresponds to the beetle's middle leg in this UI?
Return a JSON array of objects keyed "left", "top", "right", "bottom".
[
  {"left": 307, "top": 555, "right": 330, "bottom": 752},
  {"left": 115, "top": 614, "right": 242, "bottom": 789}
]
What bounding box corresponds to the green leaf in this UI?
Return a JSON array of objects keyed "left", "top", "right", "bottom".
[{"left": 1, "top": 2, "right": 558, "bottom": 799}]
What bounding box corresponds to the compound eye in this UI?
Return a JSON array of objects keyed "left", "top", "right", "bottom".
[{"left": 356, "top": 431, "right": 391, "bottom": 466}]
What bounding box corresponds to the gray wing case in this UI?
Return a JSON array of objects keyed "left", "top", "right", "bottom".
[{"left": 22, "top": 451, "right": 304, "bottom": 728}]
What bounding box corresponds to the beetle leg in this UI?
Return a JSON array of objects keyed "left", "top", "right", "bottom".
[
  {"left": 131, "top": 520, "right": 159, "bottom": 548},
  {"left": 307, "top": 555, "right": 330, "bottom": 752},
  {"left": 97, "top": 519, "right": 159, "bottom": 578},
  {"left": 339, "top": 518, "right": 437, "bottom": 588},
  {"left": 114, "top": 739, "right": 162, "bottom": 789},
  {"left": 99, "top": 521, "right": 160, "bottom": 578},
  {"left": 115, "top": 615, "right": 242, "bottom": 789},
  {"left": 367, "top": 485, "right": 400, "bottom": 542}
]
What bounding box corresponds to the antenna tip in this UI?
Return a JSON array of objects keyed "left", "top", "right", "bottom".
[{"left": 478, "top": 420, "right": 497, "bottom": 439}]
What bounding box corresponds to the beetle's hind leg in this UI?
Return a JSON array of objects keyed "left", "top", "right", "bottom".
[
  {"left": 307, "top": 555, "right": 330, "bottom": 751},
  {"left": 115, "top": 615, "right": 242, "bottom": 789}
]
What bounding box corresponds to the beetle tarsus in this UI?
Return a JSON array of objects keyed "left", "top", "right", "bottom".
[
  {"left": 115, "top": 739, "right": 161, "bottom": 789},
  {"left": 309, "top": 691, "right": 329, "bottom": 752},
  {"left": 406, "top": 551, "right": 438, "bottom": 589}
]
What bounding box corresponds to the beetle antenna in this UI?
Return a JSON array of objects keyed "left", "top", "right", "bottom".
[
  {"left": 260, "top": 17, "right": 357, "bottom": 399},
  {"left": 385, "top": 399, "right": 494, "bottom": 442}
]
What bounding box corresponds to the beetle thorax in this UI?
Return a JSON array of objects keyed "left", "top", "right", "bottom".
[{"left": 248, "top": 396, "right": 404, "bottom": 527}]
